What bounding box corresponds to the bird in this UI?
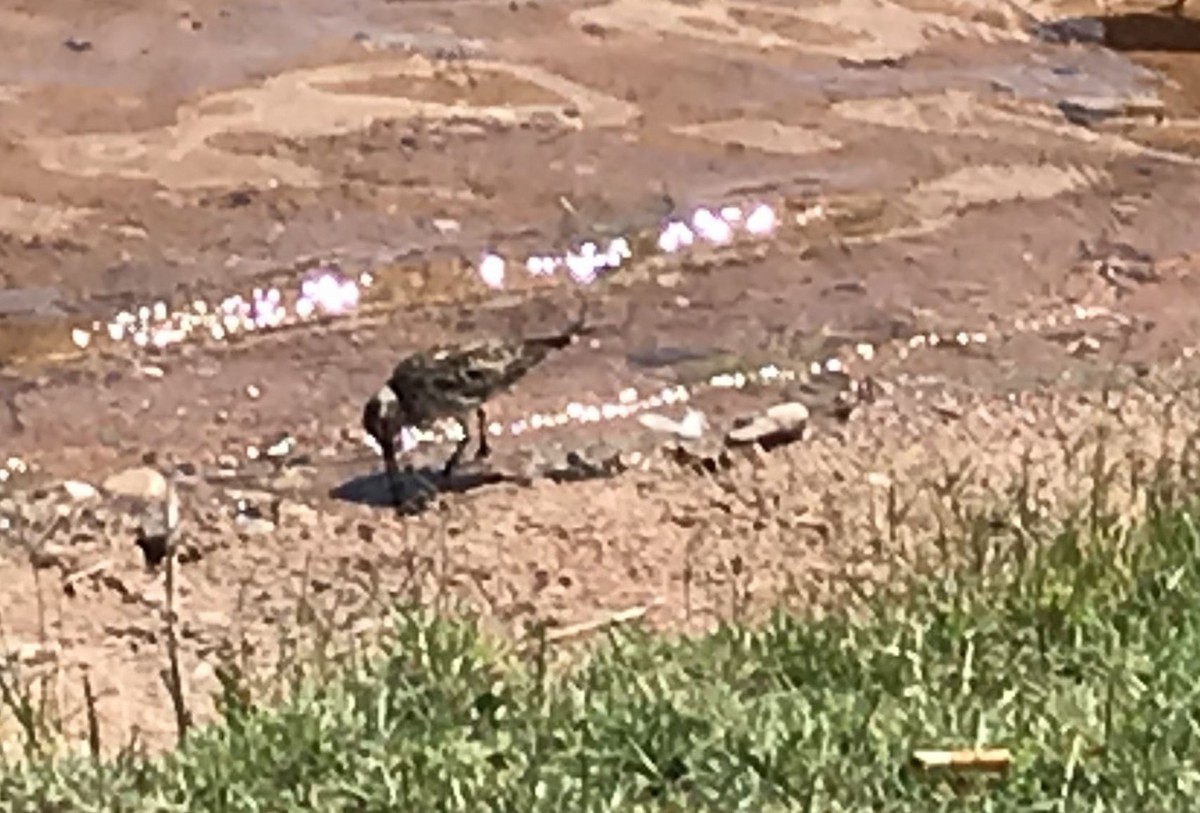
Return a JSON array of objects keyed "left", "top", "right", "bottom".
[{"left": 362, "top": 300, "right": 592, "bottom": 509}]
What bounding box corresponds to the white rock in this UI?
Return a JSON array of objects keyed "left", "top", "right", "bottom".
[
  {"left": 61, "top": 480, "right": 98, "bottom": 501},
  {"left": 765, "top": 401, "right": 810, "bottom": 429},
  {"left": 638, "top": 409, "right": 707, "bottom": 440},
  {"left": 726, "top": 416, "right": 783, "bottom": 445},
  {"left": 102, "top": 467, "right": 167, "bottom": 500},
  {"left": 726, "top": 401, "right": 810, "bottom": 447}
]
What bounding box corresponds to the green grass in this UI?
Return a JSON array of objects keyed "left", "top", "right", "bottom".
[{"left": 6, "top": 496, "right": 1200, "bottom": 811}]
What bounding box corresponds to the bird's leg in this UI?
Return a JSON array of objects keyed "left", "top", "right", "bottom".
[
  {"left": 380, "top": 425, "right": 405, "bottom": 513},
  {"left": 474, "top": 407, "right": 492, "bottom": 461},
  {"left": 442, "top": 417, "right": 472, "bottom": 477}
]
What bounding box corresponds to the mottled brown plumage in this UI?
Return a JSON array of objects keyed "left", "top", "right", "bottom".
[{"left": 362, "top": 304, "right": 590, "bottom": 508}]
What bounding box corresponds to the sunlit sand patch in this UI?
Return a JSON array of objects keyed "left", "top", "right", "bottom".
[
  {"left": 832, "top": 162, "right": 1107, "bottom": 245},
  {"left": 572, "top": 0, "right": 793, "bottom": 51},
  {"left": 672, "top": 118, "right": 844, "bottom": 155},
  {"left": 729, "top": 0, "right": 1019, "bottom": 60},
  {"left": 0, "top": 9, "right": 56, "bottom": 36},
  {"left": 26, "top": 56, "right": 638, "bottom": 191},
  {"left": 573, "top": 0, "right": 1024, "bottom": 62},
  {"left": 832, "top": 90, "right": 1200, "bottom": 166},
  {"left": 0, "top": 196, "right": 93, "bottom": 239},
  {"left": 904, "top": 163, "right": 1108, "bottom": 223}
]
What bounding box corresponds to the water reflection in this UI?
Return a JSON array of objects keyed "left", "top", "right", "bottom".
[{"left": 66, "top": 201, "right": 791, "bottom": 356}]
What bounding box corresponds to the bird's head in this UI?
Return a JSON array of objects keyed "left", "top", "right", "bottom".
[{"left": 362, "top": 385, "right": 401, "bottom": 445}]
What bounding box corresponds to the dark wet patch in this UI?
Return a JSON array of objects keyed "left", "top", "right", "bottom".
[
  {"left": 1044, "top": 12, "right": 1200, "bottom": 54},
  {"left": 1031, "top": 17, "right": 1107, "bottom": 46},
  {"left": 625, "top": 345, "right": 729, "bottom": 369}
]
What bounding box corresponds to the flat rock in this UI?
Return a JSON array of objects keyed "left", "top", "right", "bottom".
[
  {"left": 1058, "top": 95, "right": 1164, "bottom": 127},
  {"left": 102, "top": 467, "right": 167, "bottom": 500},
  {"left": 638, "top": 409, "right": 707, "bottom": 440},
  {"left": 0, "top": 286, "right": 66, "bottom": 317}
]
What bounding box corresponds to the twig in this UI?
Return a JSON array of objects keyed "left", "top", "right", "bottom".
[
  {"left": 543, "top": 599, "right": 662, "bottom": 645},
  {"left": 62, "top": 559, "right": 112, "bottom": 591},
  {"left": 82, "top": 672, "right": 100, "bottom": 760},
  {"left": 912, "top": 747, "right": 1012, "bottom": 773},
  {"left": 158, "top": 476, "right": 191, "bottom": 744}
]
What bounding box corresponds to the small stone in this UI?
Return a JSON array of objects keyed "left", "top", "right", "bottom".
[
  {"left": 102, "top": 467, "right": 166, "bottom": 500},
  {"left": 217, "top": 454, "right": 239, "bottom": 470},
  {"left": 726, "top": 401, "right": 809, "bottom": 448},
  {"left": 62, "top": 480, "right": 99, "bottom": 502},
  {"left": 764, "top": 401, "right": 810, "bottom": 428},
  {"left": 246, "top": 385, "right": 261, "bottom": 400},
  {"left": 10, "top": 641, "right": 62, "bottom": 666},
  {"left": 432, "top": 218, "right": 461, "bottom": 235},
  {"left": 265, "top": 436, "right": 294, "bottom": 458},
  {"left": 236, "top": 517, "right": 276, "bottom": 536}
]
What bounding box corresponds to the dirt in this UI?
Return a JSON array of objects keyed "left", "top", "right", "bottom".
[{"left": 4, "top": 0, "right": 1200, "bottom": 753}]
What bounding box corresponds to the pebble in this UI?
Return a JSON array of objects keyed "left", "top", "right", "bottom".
[
  {"left": 61, "top": 480, "right": 98, "bottom": 502},
  {"left": 102, "top": 467, "right": 167, "bottom": 500},
  {"left": 726, "top": 401, "right": 810, "bottom": 447},
  {"left": 265, "top": 436, "right": 295, "bottom": 458},
  {"left": 235, "top": 516, "right": 276, "bottom": 536}
]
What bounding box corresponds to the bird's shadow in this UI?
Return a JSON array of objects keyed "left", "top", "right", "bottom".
[{"left": 329, "top": 463, "right": 526, "bottom": 514}]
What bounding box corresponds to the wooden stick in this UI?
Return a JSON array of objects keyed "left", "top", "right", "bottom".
[{"left": 912, "top": 747, "right": 1012, "bottom": 773}]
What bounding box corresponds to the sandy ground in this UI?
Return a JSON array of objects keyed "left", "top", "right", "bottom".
[{"left": 3, "top": 0, "right": 1200, "bottom": 752}]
